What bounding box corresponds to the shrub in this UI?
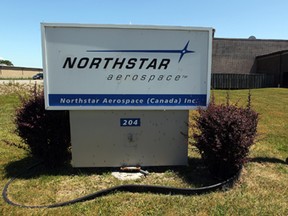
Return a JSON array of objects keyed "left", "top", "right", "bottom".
[
  {"left": 15, "top": 86, "right": 71, "bottom": 167},
  {"left": 192, "top": 93, "right": 259, "bottom": 179}
]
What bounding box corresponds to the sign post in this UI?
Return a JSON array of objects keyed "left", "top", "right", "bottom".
[{"left": 41, "top": 23, "right": 212, "bottom": 167}]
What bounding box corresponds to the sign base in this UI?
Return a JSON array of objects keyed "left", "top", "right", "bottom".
[{"left": 70, "top": 110, "right": 188, "bottom": 167}]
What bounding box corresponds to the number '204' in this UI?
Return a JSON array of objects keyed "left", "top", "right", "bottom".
[{"left": 120, "top": 118, "right": 141, "bottom": 127}]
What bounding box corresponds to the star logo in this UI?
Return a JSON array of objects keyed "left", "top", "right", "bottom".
[{"left": 87, "top": 41, "right": 195, "bottom": 63}]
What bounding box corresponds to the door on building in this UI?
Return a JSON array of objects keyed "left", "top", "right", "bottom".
[{"left": 283, "top": 72, "right": 288, "bottom": 87}]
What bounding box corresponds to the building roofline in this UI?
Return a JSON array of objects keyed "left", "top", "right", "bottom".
[
  {"left": 0, "top": 65, "right": 43, "bottom": 71},
  {"left": 256, "top": 50, "right": 288, "bottom": 59},
  {"left": 214, "top": 37, "right": 288, "bottom": 42}
]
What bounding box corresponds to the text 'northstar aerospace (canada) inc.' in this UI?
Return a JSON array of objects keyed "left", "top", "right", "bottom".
[{"left": 58, "top": 97, "right": 199, "bottom": 106}]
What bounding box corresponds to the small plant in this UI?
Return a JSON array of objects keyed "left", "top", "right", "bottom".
[
  {"left": 15, "top": 86, "right": 71, "bottom": 167},
  {"left": 192, "top": 92, "right": 259, "bottom": 179}
]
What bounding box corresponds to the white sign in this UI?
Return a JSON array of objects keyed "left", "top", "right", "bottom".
[{"left": 41, "top": 23, "right": 212, "bottom": 110}]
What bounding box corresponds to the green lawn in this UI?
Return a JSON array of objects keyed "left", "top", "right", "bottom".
[{"left": 0, "top": 86, "right": 287, "bottom": 216}]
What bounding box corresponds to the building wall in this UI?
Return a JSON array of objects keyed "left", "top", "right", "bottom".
[
  {"left": 0, "top": 66, "right": 42, "bottom": 78},
  {"left": 256, "top": 52, "right": 288, "bottom": 87},
  {"left": 212, "top": 38, "right": 288, "bottom": 74}
]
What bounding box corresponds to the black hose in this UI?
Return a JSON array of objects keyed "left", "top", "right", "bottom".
[{"left": 2, "top": 163, "right": 241, "bottom": 208}]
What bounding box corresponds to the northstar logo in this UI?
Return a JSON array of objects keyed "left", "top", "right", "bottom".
[{"left": 62, "top": 41, "right": 195, "bottom": 70}]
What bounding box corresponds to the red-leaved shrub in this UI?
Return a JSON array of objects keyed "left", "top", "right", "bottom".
[
  {"left": 15, "top": 87, "right": 71, "bottom": 167},
  {"left": 193, "top": 93, "right": 258, "bottom": 178}
]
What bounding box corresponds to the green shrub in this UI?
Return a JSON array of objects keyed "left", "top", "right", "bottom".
[
  {"left": 192, "top": 93, "right": 259, "bottom": 179},
  {"left": 15, "top": 87, "right": 71, "bottom": 167}
]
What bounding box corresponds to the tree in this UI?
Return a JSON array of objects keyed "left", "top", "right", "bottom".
[{"left": 0, "top": 59, "right": 14, "bottom": 66}]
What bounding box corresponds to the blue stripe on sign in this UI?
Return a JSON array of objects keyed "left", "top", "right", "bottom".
[{"left": 48, "top": 94, "right": 207, "bottom": 106}]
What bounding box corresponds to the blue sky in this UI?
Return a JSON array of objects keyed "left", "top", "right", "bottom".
[{"left": 1, "top": 0, "right": 288, "bottom": 68}]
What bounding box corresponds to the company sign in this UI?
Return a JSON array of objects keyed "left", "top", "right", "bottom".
[{"left": 41, "top": 24, "right": 212, "bottom": 110}]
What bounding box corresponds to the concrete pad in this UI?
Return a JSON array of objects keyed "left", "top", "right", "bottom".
[{"left": 112, "top": 172, "right": 144, "bottom": 180}]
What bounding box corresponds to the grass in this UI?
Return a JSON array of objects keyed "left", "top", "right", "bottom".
[{"left": 0, "top": 85, "right": 287, "bottom": 215}]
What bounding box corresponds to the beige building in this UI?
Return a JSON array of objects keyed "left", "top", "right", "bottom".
[
  {"left": 212, "top": 38, "right": 288, "bottom": 88},
  {"left": 212, "top": 38, "right": 288, "bottom": 74},
  {"left": 0, "top": 66, "right": 42, "bottom": 79}
]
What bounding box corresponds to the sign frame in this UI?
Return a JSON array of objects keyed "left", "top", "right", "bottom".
[{"left": 41, "top": 23, "right": 212, "bottom": 110}]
